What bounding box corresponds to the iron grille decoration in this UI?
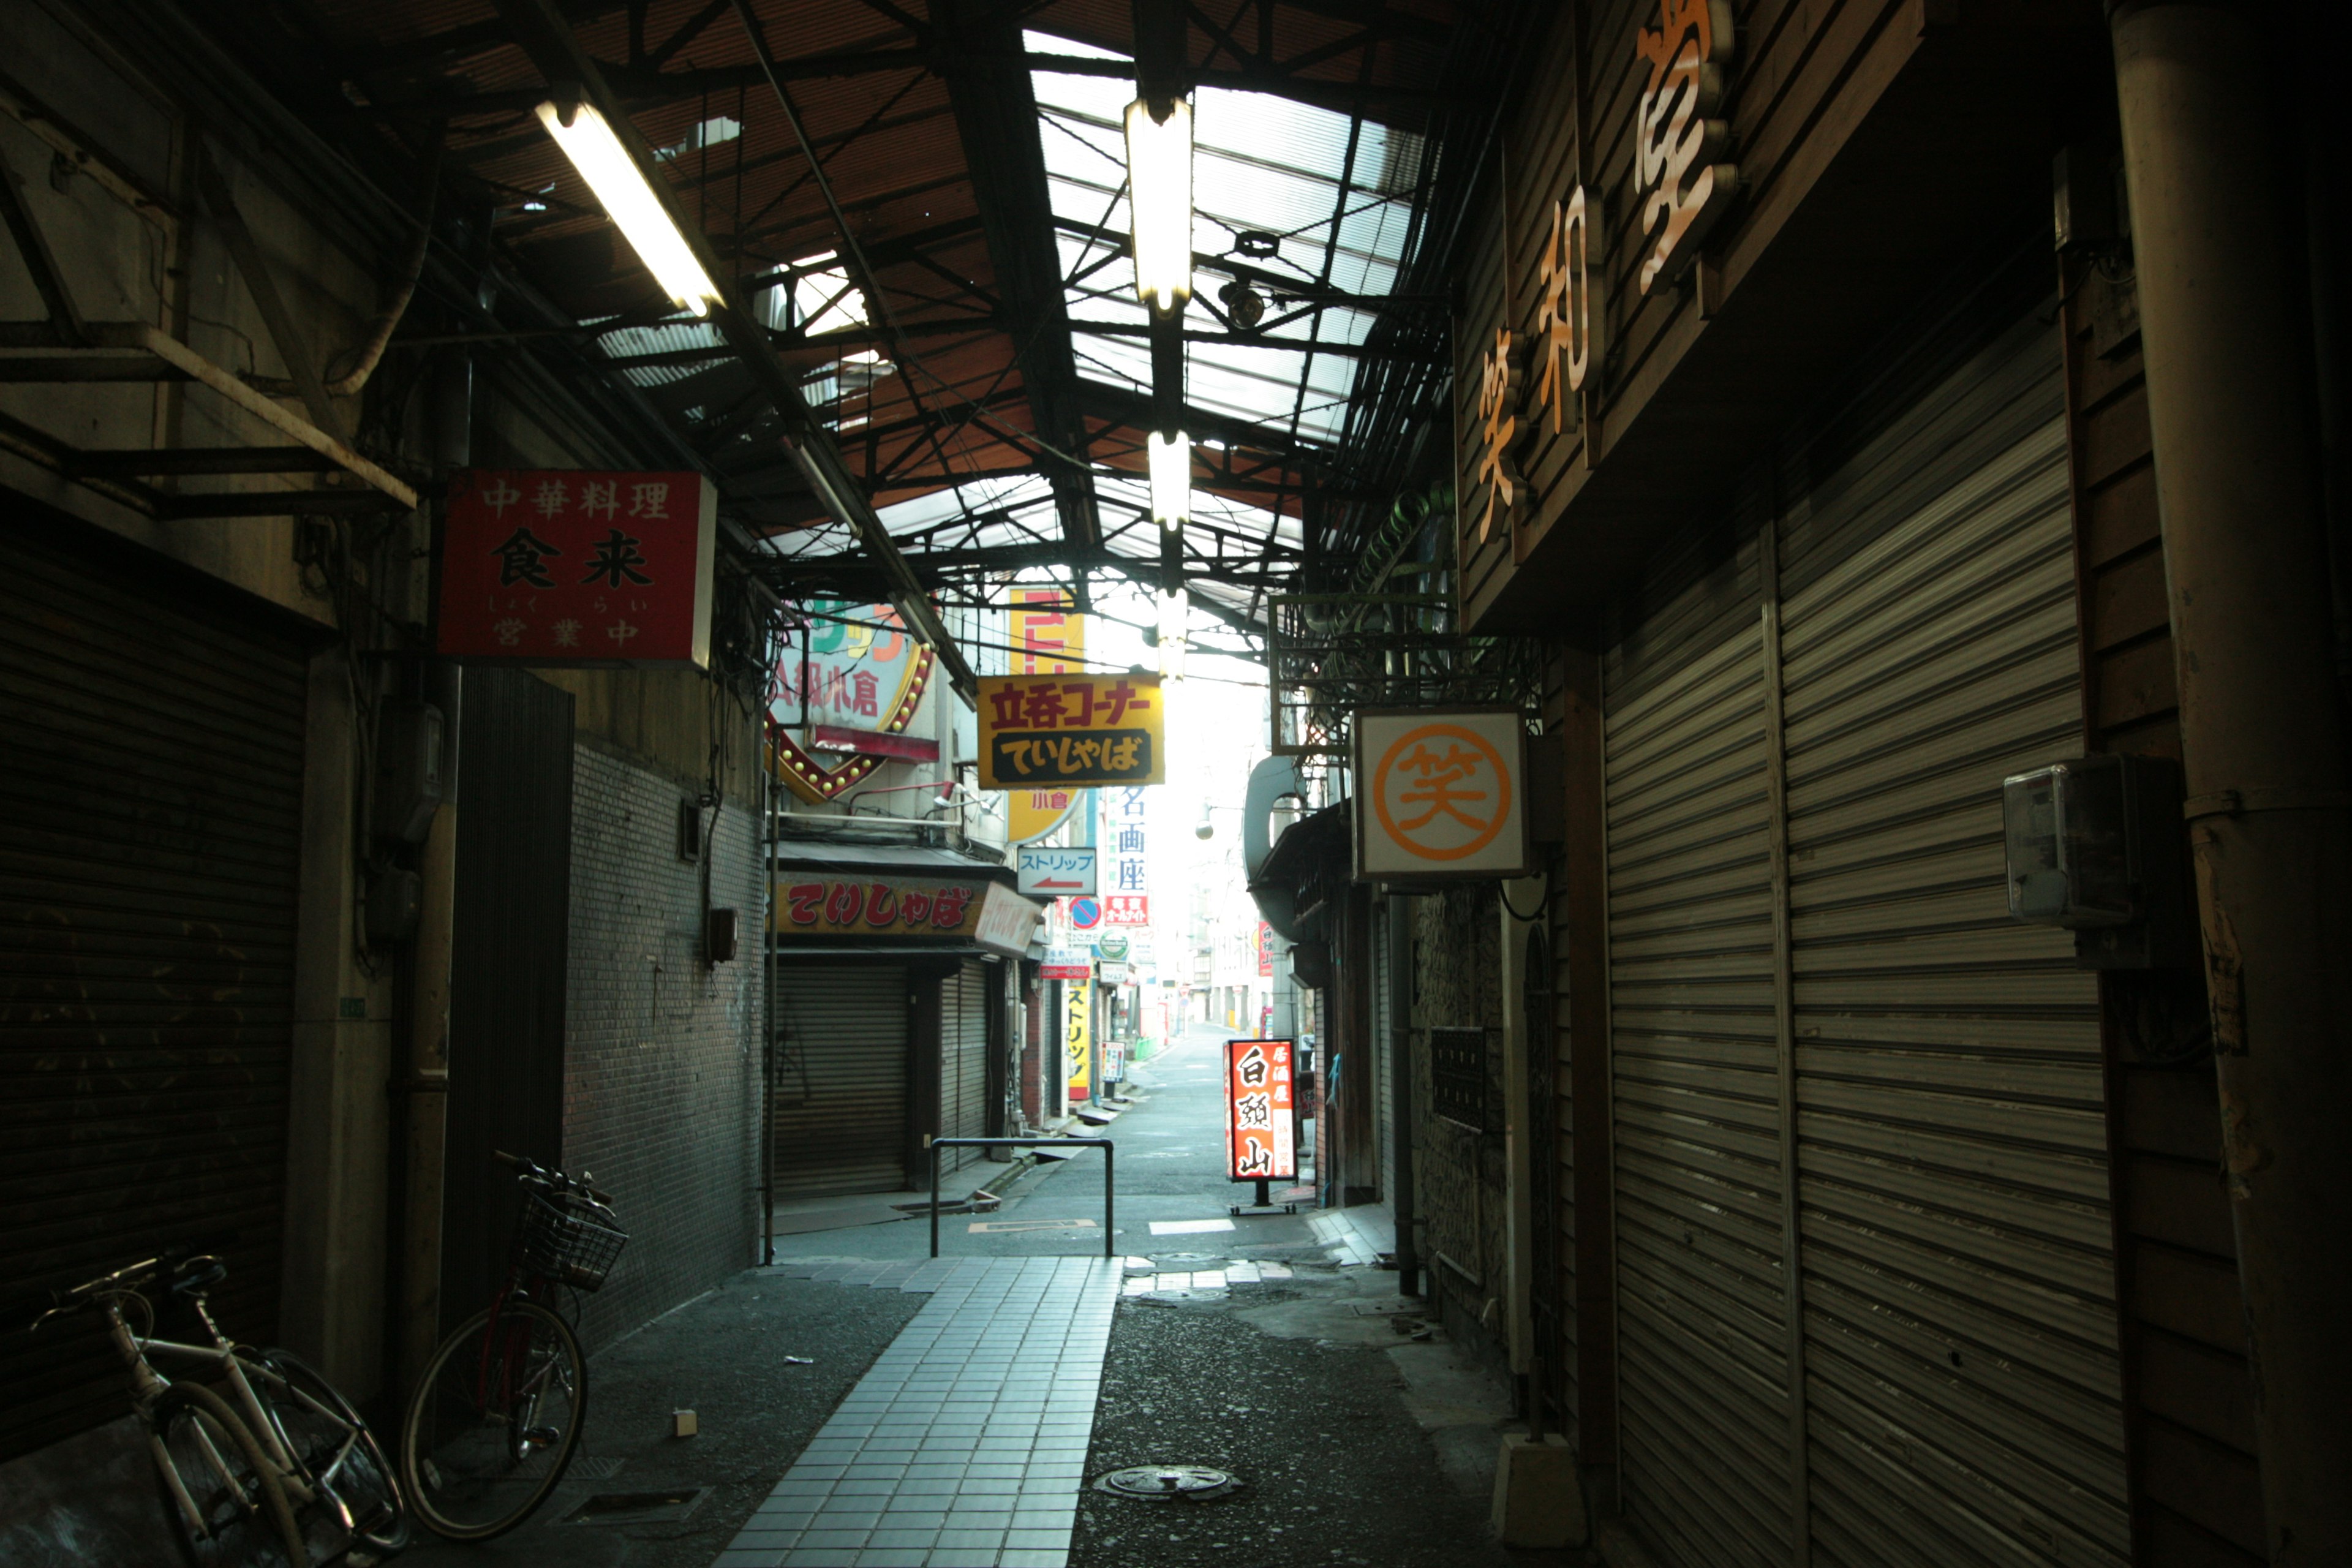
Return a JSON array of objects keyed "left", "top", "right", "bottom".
[
  {"left": 1268, "top": 594, "right": 1546, "bottom": 757},
  {"left": 1430, "top": 1027, "right": 1490, "bottom": 1132}
]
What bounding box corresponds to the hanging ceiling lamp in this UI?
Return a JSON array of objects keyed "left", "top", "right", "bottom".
[
  {"left": 1124, "top": 96, "right": 1194, "bottom": 316},
  {"left": 535, "top": 100, "right": 720, "bottom": 315}
]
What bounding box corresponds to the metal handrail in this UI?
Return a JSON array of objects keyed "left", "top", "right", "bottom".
[{"left": 927, "top": 1137, "right": 1115, "bottom": 1258}]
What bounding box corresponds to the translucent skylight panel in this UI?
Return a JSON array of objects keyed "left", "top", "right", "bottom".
[
  {"left": 1024, "top": 30, "right": 1133, "bottom": 119},
  {"left": 1038, "top": 111, "right": 1128, "bottom": 181},
  {"left": 792, "top": 257, "right": 868, "bottom": 336},
  {"left": 1071, "top": 335, "right": 1152, "bottom": 391},
  {"left": 595, "top": 319, "right": 726, "bottom": 388},
  {"left": 1192, "top": 153, "right": 1339, "bottom": 248},
  {"left": 1195, "top": 87, "right": 1357, "bottom": 182},
  {"left": 1336, "top": 200, "right": 1415, "bottom": 268}
]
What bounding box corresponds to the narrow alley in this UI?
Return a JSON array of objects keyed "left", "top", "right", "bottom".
[
  {"left": 2, "top": 2, "right": 2347, "bottom": 1566},
  {"left": 369, "top": 1022, "right": 1559, "bottom": 1568}
]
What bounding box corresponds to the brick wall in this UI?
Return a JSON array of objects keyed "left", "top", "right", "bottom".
[{"left": 564, "top": 738, "right": 765, "bottom": 1350}]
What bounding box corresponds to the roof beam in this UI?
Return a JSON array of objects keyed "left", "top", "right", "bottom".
[
  {"left": 487, "top": 0, "right": 979, "bottom": 699},
  {"left": 763, "top": 542, "right": 1272, "bottom": 638},
  {"left": 930, "top": 0, "right": 1103, "bottom": 580},
  {"left": 1068, "top": 320, "right": 1440, "bottom": 363},
  {"left": 1050, "top": 216, "right": 1447, "bottom": 312},
  {"left": 1074, "top": 379, "right": 1327, "bottom": 472}
]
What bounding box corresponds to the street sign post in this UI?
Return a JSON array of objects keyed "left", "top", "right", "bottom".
[{"left": 1016, "top": 844, "right": 1098, "bottom": 898}]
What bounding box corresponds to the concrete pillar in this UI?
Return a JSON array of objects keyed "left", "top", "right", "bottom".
[
  {"left": 281, "top": 648, "right": 393, "bottom": 1397},
  {"left": 2110, "top": 4, "right": 2352, "bottom": 1556},
  {"left": 398, "top": 663, "right": 459, "bottom": 1395}
]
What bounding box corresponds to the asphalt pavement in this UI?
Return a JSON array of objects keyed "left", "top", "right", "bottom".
[
  {"left": 768, "top": 1023, "right": 1325, "bottom": 1267},
  {"left": 766, "top": 1023, "right": 1580, "bottom": 1567}
]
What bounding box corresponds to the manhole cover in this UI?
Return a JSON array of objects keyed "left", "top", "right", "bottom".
[{"left": 1093, "top": 1465, "right": 1243, "bottom": 1501}]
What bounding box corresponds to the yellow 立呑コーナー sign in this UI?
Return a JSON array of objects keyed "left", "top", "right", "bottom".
[{"left": 977, "top": 674, "right": 1164, "bottom": 790}]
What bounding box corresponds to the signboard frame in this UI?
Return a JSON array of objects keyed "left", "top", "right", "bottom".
[
  {"left": 1223, "top": 1037, "right": 1300, "bottom": 1185},
  {"left": 437, "top": 468, "right": 717, "bottom": 668},
  {"left": 976, "top": 673, "right": 1166, "bottom": 790},
  {"left": 1351, "top": 704, "right": 1533, "bottom": 883},
  {"left": 1016, "top": 844, "right": 1098, "bottom": 898}
]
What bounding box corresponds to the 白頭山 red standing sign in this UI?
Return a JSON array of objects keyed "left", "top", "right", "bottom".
[{"left": 437, "top": 469, "right": 717, "bottom": 667}]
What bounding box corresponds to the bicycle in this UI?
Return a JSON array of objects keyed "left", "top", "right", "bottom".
[
  {"left": 399, "top": 1150, "right": 627, "bottom": 1540},
  {"left": 21, "top": 1242, "right": 410, "bottom": 1568}
]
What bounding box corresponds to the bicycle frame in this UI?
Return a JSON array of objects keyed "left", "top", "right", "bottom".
[
  {"left": 467, "top": 1275, "right": 567, "bottom": 1462},
  {"left": 84, "top": 1285, "right": 374, "bottom": 1537}
]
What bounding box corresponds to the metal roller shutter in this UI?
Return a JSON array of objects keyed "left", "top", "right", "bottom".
[
  {"left": 0, "top": 524, "right": 307, "bottom": 1461},
  {"left": 938, "top": 960, "right": 989, "bottom": 1175},
  {"left": 772, "top": 963, "right": 910, "bottom": 1198},
  {"left": 1777, "top": 320, "right": 2127, "bottom": 1567},
  {"left": 1373, "top": 905, "right": 1393, "bottom": 1205},
  {"left": 1604, "top": 585, "right": 1794, "bottom": 1568},
  {"left": 1602, "top": 287, "right": 2127, "bottom": 1568}
]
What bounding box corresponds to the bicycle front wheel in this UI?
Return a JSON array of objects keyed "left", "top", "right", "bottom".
[
  {"left": 251, "top": 1349, "right": 410, "bottom": 1553},
  {"left": 152, "top": 1381, "right": 311, "bottom": 1568},
  {"left": 400, "top": 1300, "right": 587, "bottom": 1540}
]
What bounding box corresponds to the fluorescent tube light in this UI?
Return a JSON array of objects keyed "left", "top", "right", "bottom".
[
  {"left": 535, "top": 100, "right": 721, "bottom": 316},
  {"left": 1124, "top": 97, "right": 1194, "bottom": 314},
  {"left": 1158, "top": 587, "right": 1188, "bottom": 680},
  {"left": 1147, "top": 430, "right": 1191, "bottom": 528}
]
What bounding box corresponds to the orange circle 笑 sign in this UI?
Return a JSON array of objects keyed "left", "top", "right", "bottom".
[{"left": 1370, "top": 722, "right": 1513, "bottom": 862}]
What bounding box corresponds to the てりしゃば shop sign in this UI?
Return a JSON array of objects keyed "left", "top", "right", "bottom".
[
  {"left": 976, "top": 674, "right": 1164, "bottom": 790},
  {"left": 438, "top": 469, "right": 716, "bottom": 666},
  {"left": 769, "top": 876, "right": 1038, "bottom": 958}
]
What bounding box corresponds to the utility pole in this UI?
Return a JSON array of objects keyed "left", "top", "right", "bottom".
[{"left": 2109, "top": 4, "right": 2352, "bottom": 1558}]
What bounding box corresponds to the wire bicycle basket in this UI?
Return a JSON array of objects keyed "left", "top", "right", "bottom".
[{"left": 513, "top": 1190, "right": 627, "bottom": 1293}]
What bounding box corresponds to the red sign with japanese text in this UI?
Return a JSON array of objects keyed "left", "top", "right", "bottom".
[
  {"left": 1257, "top": 921, "right": 1275, "bottom": 976},
  {"left": 767, "top": 876, "right": 1039, "bottom": 958},
  {"left": 976, "top": 674, "right": 1166, "bottom": 789},
  {"left": 1226, "top": 1038, "right": 1298, "bottom": 1183},
  {"left": 437, "top": 469, "right": 717, "bottom": 666},
  {"left": 1102, "top": 894, "right": 1150, "bottom": 925}
]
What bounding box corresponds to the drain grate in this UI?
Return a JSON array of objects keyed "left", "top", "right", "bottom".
[
  {"left": 565, "top": 1488, "right": 709, "bottom": 1526},
  {"left": 1093, "top": 1465, "right": 1243, "bottom": 1501}
]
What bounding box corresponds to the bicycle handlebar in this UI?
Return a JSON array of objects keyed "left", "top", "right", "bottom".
[
  {"left": 17, "top": 1232, "right": 241, "bottom": 1332},
  {"left": 492, "top": 1150, "right": 613, "bottom": 1207}
]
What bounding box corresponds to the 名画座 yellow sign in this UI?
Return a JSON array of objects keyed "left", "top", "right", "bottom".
[{"left": 977, "top": 674, "right": 1164, "bottom": 790}]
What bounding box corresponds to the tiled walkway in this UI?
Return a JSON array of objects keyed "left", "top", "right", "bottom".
[{"left": 715, "top": 1257, "right": 1121, "bottom": 1568}]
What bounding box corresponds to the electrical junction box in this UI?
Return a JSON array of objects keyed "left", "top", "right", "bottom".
[
  {"left": 704, "top": 907, "right": 739, "bottom": 965},
  {"left": 373, "top": 701, "right": 445, "bottom": 844},
  {"left": 2001, "top": 753, "right": 2192, "bottom": 970}
]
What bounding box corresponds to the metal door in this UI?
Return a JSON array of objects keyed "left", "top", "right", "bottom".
[
  {"left": 772, "top": 963, "right": 910, "bottom": 1197},
  {"left": 938, "top": 959, "right": 989, "bottom": 1175}
]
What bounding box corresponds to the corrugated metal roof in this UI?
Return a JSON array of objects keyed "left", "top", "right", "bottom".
[{"left": 223, "top": 0, "right": 1492, "bottom": 630}]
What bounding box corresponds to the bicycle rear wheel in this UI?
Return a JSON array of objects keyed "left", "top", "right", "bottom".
[
  {"left": 400, "top": 1299, "right": 587, "bottom": 1540},
  {"left": 152, "top": 1381, "right": 311, "bottom": 1568},
  {"left": 251, "top": 1349, "right": 411, "bottom": 1553}
]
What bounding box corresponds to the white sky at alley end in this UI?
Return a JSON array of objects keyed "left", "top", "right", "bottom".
[{"left": 1052, "top": 579, "right": 1269, "bottom": 975}]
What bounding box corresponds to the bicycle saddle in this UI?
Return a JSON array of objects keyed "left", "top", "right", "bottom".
[{"left": 168, "top": 1257, "right": 227, "bottom": 1298}]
